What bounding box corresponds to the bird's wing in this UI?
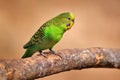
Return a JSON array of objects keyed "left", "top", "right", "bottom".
[{"left": 23, "top": 25, "right": 46, "bottom": 49}]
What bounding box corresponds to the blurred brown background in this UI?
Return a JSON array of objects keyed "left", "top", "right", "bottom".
[{"left": 0, "top": 0, "right": 120, "bottom": 80}]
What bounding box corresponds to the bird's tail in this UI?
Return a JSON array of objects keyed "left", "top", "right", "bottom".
[{"left": 21, "top": 49, "right": 36, "bottom": 58}]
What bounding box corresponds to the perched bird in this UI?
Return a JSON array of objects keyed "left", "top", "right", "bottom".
[{"left": 21, "top": 12, "right": 75, "bottom": 58}]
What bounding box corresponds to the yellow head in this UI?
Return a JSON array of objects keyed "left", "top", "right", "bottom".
[
  {"left": 54, "top": 12, "right": 75, "bottom": 31},
  {"left": 66, "top": 12, "right": 75, "bottom": 30}
]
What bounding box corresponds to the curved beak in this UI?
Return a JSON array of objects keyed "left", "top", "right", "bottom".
[
  {"left": 67, "top": 19, "right": 75, "bottom": 30},
  {"left": 72, "top": 19, "right": 74, "bottom": 23}
]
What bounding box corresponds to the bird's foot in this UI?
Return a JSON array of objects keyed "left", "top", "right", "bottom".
[
  {"left": 37, "top": 50, "right": 48, "bottom": 58},
  {"left": 49, "top": 49, "right": 55, "bottom": 54},
  {"left": 49, "top": 49, "right": 62, "bottom": 58}
]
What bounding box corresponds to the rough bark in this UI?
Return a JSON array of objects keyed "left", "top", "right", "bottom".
[{"left": 0, "top": 47, "right": 120, "bottom": 80}]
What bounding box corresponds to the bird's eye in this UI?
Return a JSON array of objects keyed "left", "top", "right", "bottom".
[{"left": 68, "top": 18, "right": 71, "bottom": 20}]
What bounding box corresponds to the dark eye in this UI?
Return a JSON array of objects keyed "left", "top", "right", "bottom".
[{"left": 68, "top": 18, "right": 71, "bottom": 20}]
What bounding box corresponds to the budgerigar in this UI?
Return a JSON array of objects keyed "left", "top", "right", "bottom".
[{"left": 21, "top": 12, "right": 75, "bottom": 58}]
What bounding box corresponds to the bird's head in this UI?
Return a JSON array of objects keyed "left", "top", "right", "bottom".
[{"left": 54, "top": 12, "right": 75, "bottom": 31}]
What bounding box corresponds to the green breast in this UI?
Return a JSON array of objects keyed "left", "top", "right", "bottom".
[
  {"left": 37, "top": 25, "right": 64, "bottom": 49},
  {"left": 44, "top": 25, "right": 64, "bottom": 42}
]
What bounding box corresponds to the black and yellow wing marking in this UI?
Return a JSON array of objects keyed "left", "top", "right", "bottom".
[{"left": 23, "top": 26, "right": 46, "bottom": 49}]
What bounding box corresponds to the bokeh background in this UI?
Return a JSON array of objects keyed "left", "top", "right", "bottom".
[{"left": 0, "top": 0, "right": 120, "bottom": 80}]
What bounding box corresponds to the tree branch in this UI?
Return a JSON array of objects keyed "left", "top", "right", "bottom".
[{"left": 0, "top": 47, "right": 120, "bottom": 80}]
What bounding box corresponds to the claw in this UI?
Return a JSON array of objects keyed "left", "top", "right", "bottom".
[
  {"left": 38, "top": 50, "right": 47, "bottom": 58},
  {"left": 49, "top": 49, "right": 55, "bottom": 53},
  {"left": 49, "top": 49, "right": 62, "bottom": 58}
]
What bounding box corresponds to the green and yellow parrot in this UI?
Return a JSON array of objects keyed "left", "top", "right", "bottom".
[{"left": 21, "top": 12, "right": 75, "bottom": 58}]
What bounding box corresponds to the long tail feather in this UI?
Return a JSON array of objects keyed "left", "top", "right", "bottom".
[{"left": 21, "top": 49, "right": 35, "bottom": 58}]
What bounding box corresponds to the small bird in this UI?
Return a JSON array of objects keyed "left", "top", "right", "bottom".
[{"left": 21, "top": 12, "right": 75, "bottom": 58}]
